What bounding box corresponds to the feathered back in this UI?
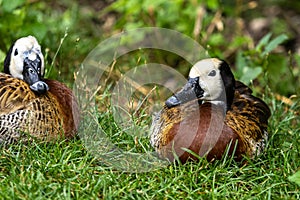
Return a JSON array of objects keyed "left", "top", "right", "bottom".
[{"left": 0, "top": 73, "right": 79, "bottom": 144}]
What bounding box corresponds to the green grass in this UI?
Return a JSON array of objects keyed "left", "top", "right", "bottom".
[{"left": 0, "top": 95, "right": 299, "bottom": 199}]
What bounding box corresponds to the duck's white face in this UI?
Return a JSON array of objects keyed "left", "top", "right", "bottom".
[
  {"left": 165, "top": 58, "right": 235, "bottom": 109},
  {"left": 9, "top": 35, "right": 45, "bottom": 80},
  {"left": 189, "top": 58, "right": 224, "bottom": 101},
  {"left": 4, "top": 35, "right": 49, "bottom": 94}
]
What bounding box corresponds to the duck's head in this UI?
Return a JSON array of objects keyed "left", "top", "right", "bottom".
[
  {"left": 165, "top": 58, "right": 235, "bottom": 111},
  {"left": 4, "top": 35, "right": 49, "bottom": 94}
]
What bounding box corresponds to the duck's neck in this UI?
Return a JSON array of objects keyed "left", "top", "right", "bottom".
[
  {"left": 205, "top": 88, "right": 234, "bottom": 113},
  {"left": 225, "top": 92, "right": 234, "bottom": 112},
  {"left": 221, "top": 84, "right": 235, "bottom": 112},
  {"left": 204, "top": 100, "right": 228, "bottom": 114}
]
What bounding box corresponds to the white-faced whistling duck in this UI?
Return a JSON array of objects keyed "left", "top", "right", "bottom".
[
  {"left": 150, "top": 58, "right": 271, "bottom": 163},
  {"left": 0, "top": 36, "right": 79, "bottom": 144}
]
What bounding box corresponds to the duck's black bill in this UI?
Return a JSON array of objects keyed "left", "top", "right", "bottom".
[
  {"left": 29, "top": 81, "right": 49, "bottom": 94},
  {"left": 23, "top": 55, "right": 49, "bottom": 94},
  {"left": 165, "top": 77, "right": 204, "bottom": 108}
]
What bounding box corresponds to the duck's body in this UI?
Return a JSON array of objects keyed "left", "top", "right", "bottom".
[
  {"left": 0, "top": 36, "right": 79, "bottom": 144},
  {"left": 150, "top": 58, "right": 270, "bottom": 163}
]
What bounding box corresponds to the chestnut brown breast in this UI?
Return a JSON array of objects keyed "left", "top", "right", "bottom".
[{"left": 152, "top": 102, "right": 244, "bottom": 163}]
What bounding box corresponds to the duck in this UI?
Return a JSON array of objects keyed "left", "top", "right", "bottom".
[
  {"left": 0, "top": 35, "right": 79, "bottom": 144},
  {"left": 150, "top": 58, "right": 271, "bottom": 163}
]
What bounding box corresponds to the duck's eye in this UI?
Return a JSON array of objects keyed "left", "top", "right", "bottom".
[
  {"left": 14, "top": 49, "right": 18, "bottom": 56},
  {"left": 208, "top": 70, "right": 216, "bottom": 77}
]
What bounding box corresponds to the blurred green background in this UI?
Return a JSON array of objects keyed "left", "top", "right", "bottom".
[{"left": 0, "top": 0, "right": 299, "bottom": 98}]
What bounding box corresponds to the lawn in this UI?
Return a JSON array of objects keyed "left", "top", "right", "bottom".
[
  {"left": 0, "top": 90, "right": 299, "bottom": 199},
  {"left": 0, "top": 0, "right": 299, "bottom": 199}
]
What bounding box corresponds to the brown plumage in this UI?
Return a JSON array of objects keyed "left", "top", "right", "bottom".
[
  {"left": 150, "top": 58, "right": 270, "bottom": 163},
  {"left": 0, "top": 36, "right": 79, "bottom": 144}
]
